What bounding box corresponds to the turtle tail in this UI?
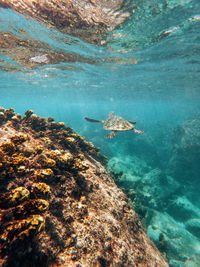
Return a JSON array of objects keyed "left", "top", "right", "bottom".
[{"left": 84, "top": 117, "right": 102, "bottom": 123}]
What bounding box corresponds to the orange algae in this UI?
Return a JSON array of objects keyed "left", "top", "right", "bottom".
[
  {"left": 0, "top": 187, "right": 30, "bottom": 208},
  {"left": 1, "top": 215, "right": 45, "bottom": 241},
  {"left": 0, "top": 107, "right": 104, "bottom": 262},
  {"left": 31, "top": 182, "right": 51, "bottom": 198}
]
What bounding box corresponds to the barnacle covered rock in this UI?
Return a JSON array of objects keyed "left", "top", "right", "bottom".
[
  {"left": 31, "top": 182, "right": 51, "bottom": 198},
  {"left": 0, "top": 141, "right": 16, "bottom": 155},
  {"left": 23, "top": 199, "right": 49, "bottom": 213},
  {"left": 65, "top": 137, "right": 76, "bottom": 146},
  {"left": 11, "top": 134, "right": 27, "bottom": 144},
  {"left": 0, "top": 148, "right": 3, "bottom": 161},
  {"left": 11, "top": 114, "right": 22, "bottom": 123},
  {"left": 47, "top": 117, "right": 54, "bottom": 122},
  {"left": 73, "top": 158, "right": 89, "bottom": 172},
  {"left": 12, "top": 153, "right": 28, "bottom": 166},
  {"left": 26, "top": 199, "right": 49, "bottom": 213},
  {"left": 2, "top": 199, "right": 49, "bottom": 220},
  {"left": 0, "top": 187, "right": 30, "bottom": 208},
  {"left": 24, "top": 109, "right": 34, "bottom": 118},
  {"left": 0, "top": 108, "right": 16, "bottom": 124},
  {"left": 0, "top": 111, "right": 5, "bottom": 123},
  {"left": 41, "top": 168, "right": 54, "bottom": 177},
  {"left": 17, "top": 165, "right": 28, "bottom": 175},
  {"left": 53, "top": 152, "right": 74, "bottom": 168},
  {"left": 23, "top": 113, "right": 48, "bottom": 131},
  {"left": 48, "top": 121, "right": 65, "bottom": 130},
  {"left": 0, "top": 144, "right": 28, "bottom": 174},
  {"left": 38, "top": 154, "right": 56, "bottom": 168},
  {"left": 1, "top": 214, "right": 45, "bottom": 242},
  {"left": 34, "top": 168, "right": 54, "bottom": 180},
  {"left": 4, "top": 108, "right": 15, "bottom": 119}
]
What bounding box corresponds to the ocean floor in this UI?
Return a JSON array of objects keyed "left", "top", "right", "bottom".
[{"left": 106, "top": 116, "right": 200, "bottom": 266}]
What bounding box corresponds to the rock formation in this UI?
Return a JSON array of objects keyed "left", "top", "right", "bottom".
[{"left": 0, "top": 107, "right": 168, "bottom": 266}]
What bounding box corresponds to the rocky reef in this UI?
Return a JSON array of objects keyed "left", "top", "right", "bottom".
[
  {"left": 0, "top": 0, "right": 130, "bottom": 45},
  {"left": 167, "top": 115, "right": 200, "bottom": 185},
  {"left": 0, "top": 107, "right": 168, "bottom": 266},
  {"left": 107, "top": 136, "right": 200, "bottom": 266}
]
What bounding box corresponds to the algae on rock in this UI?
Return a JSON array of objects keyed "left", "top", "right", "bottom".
[{"left": 0, "top": 107, "right": 168, "bottom": 266}]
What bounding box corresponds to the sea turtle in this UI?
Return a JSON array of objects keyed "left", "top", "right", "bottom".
[{"left": 84, "top": 112, "right": 144, "bottom": 139}]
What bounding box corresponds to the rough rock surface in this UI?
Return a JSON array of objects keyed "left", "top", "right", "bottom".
[{"left": 0, "top": 107, "right": 168, "bottom": 266}]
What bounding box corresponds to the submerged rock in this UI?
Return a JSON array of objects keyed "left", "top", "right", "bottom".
[
  {"left": 186, "top": 218, "right": 200, "bottom": 239},
  {"left": 0, "top": 107, "right": 168, "bottom": 266},
  {"left": 107, "top": 153, "right": 200, "bottom": 265},
  {"left": 147, "top": 211, "right": 200, "bottom": 265},
  {"left": 167, "top": 115, "right": 200, "bottom": 185},
  {"left": 166, "top": 196, "right": 200, "bottom": 221}
]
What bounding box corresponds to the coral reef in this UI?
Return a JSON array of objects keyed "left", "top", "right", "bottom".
[{"left": 0, "top": 107, "right": 168, "bottom": 266}]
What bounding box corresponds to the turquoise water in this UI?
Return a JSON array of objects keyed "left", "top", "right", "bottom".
[{"left": 1, "top": 1, "right": 200, "bottom": 265}]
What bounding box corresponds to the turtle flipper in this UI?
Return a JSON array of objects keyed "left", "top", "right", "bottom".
[
  {"left": 84, "top": 117, "right": 102, "bottom": 123},
  {"left": 105, "top": 131, "right": 116, "bottom": 139},
  {"left": 129, "top": 121, "right": 136, "bottom": 124},
  {"left": 133, "top": 128, "right": 144, "bottom": 134}
]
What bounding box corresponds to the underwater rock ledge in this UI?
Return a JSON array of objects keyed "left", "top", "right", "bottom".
[{"left": 0, "top": 107, "right": 168, "bottom": 266}]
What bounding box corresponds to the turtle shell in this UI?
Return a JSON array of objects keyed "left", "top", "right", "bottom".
[{"left": 103, "top": 113, "right": 134, "bottom": 131}]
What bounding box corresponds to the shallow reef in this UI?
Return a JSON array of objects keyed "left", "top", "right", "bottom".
[{"left": 0, "top": 107, "right": 168, "bottom": 266}]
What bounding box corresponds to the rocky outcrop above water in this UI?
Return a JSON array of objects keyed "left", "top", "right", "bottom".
[
  {"left": 0, "top": 0, "right": 130, "bottom": 44},
  {"left": 0, "top": 107, "right": 168, "bottom": 266}
]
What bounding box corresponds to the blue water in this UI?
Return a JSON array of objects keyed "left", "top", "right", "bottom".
[{"left": 1, "top": 1, "right": 200, "bottom": 265}]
